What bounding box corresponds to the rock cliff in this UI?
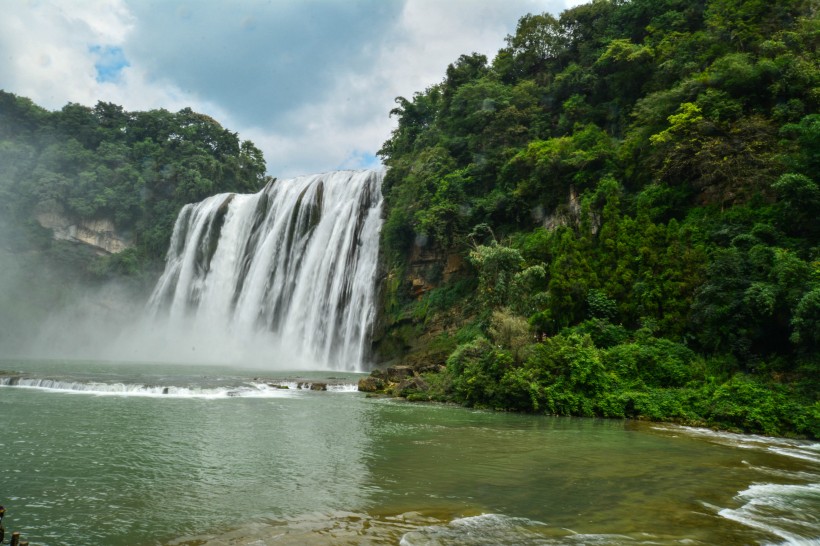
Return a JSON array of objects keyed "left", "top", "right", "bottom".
[{"left": 34, "top": 201, "right": 132, "bottom": 255}]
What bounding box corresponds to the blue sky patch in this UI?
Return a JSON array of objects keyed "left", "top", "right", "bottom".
[
  {"left": 90, "top": 45, "right": 130, "bottom": 83},
  {"left": 339, "top": 151, "right": 382, "bottom": 171}
]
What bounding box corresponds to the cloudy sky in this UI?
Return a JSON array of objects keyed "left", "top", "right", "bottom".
[{"left": 1, "top": 0, "right": 583, "bottom": 178}]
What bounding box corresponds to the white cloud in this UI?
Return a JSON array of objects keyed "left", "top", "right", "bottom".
[
  {"left": 238, "top": 0, "right": 573, "bottom": 177},
  {"left": 0, "top": 0, "right": 584, "bottom": 179},
  {"left": 0, "top": 0, "right": 132, "bottom": 106}
]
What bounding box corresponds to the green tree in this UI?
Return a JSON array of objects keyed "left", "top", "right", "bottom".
[{"left": 469, "top": 243, "right": 525, "bottom": 310}]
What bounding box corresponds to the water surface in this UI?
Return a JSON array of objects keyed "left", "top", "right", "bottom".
[{"left": 1, "top": 359, "right": 817, "bottom": 545}]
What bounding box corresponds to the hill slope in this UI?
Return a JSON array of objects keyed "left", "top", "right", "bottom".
[{"left": 373, "top": 0, "right": 819, "bottom": 437}]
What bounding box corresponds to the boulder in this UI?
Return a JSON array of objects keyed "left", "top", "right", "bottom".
[
  {"left": 357, "top": 376, "right": 386, "bottom": 392},
  {"left": 309, "top": 382, "right": 327, "bottom": 391}
]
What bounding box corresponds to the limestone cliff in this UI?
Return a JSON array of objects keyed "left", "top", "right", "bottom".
[{"left": 34, "top": 201, "right": 132, "bottom": 255}]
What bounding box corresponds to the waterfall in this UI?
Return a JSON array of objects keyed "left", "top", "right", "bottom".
[{"left": 147, "top": 169, "right": 383, "bottom": 371}]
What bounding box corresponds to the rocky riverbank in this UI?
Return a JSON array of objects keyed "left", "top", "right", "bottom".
[{"left": 358, "top": 365, "right": 444, "bottom": 400}]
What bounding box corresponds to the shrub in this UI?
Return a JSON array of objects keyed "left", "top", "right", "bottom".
[
  {"left": 603, "top": 338, "right": 699, "bottom": 388},
  {"left": 447, "top": 337, "right": 514, "bottom": 408}
]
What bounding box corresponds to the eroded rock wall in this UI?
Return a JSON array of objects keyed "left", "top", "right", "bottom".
[{"left": 34, "top": 201, "right": 132, "bottom": 255}]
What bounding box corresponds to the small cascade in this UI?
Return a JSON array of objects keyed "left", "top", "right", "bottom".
[
  {"left": 0, "top": 376, "right": 360, "bottom": 397},
  {"left": 147, "top": 170, "right": 384, "bottom": 370}
]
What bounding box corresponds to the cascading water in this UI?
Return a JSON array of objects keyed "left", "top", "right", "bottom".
[{"left": 146, "top": 169, "right": 383, "bottom": 371}]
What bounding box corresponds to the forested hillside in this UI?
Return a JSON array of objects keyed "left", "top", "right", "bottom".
[
  {"left": 0, "top": 94, "right": 272, "bottom": 354},
  {"left": 375, "top": 0, "right": 819, "bottom": 437},
  {"left": 0, "top": 93, "right": 271, "bottom": 273}
]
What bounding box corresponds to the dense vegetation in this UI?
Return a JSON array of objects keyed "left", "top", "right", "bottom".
[
  {"left": 0, "top": 92, "right": 271, "bottom": 275},
  {"left": 377, "top": 0, "right": 819, "bottom": 437}
]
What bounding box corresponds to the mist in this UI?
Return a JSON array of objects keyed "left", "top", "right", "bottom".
[
  {"left": 0, "top": 240, "right": 332, "bottom": 370},
  {"left": 0, "top": 242, "right": 315, "bottom": 370},
  {"left": 0, "top": 224, "right": 149, "bottom": 363},
  {"left": 0, "top": 170, "right": 384, "bottom": 373}
]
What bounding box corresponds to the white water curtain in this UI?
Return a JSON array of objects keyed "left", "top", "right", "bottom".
[{"left": 147, "top": 170, "right": 384, "bottom": 371}]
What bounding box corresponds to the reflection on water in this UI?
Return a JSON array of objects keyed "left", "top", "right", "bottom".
[{"left": 1, "top": 359, "right": 818, "bottom": 546}]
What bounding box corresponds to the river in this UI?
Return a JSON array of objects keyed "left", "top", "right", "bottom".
[{"left": 1, "top": 359, "right": 818, "bottom": 545}]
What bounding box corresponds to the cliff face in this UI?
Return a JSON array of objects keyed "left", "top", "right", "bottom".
[
  {"left": 405, "top": 242, "right": 465, "bottom": 298},
  {"left": 370, "top": 188, "right": 591, "bottom": 370},
  {"left": 371, "top": 234, "right": 469, "bottom": 369},
  {"left": 34, "top": 201, "right": 132, "bottom": 255},
  {"left": 541, "top": 186, "right": 600, "bottom": 234}
]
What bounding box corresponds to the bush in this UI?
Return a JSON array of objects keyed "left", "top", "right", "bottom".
[
  {"left": 488, "top": 308, "right": 531, "bottom": 362},
  {"left": 603, "top": 338, "right": 699, "bottom": 388},
  {"left": 697, "top": 375, "right": 809, "bottom": 436},
  {"left": 566, "top": 318, "right": 630, "bottom": 348},
  {"left": 447, "top": 337, "right": 514, "bottom": 408},
  {"left": 517, "top": 333, "right": 611, "bottom": 416}
]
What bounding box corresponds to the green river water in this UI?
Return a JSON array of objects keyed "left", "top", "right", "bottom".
[{"left": 0, "top": 359, "right": 818, "bottom": 545}]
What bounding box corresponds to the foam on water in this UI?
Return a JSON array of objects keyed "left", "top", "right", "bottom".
[
  {"left": 768, "top": 446, "right": 820, "bottom": 465},
  {"left": 399, "top": 513, "right": 664, "bottom": 545},
  {"left": 0, "top": 376, "right": 358, "bottom": 398},
  {"left": 653, "top": 424, "right": 820, "bottom": 464},
  {"left": 718, "top": 483, "right": 820, "bottom": 545}
]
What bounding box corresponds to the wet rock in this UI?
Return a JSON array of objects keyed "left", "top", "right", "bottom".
[
  {"left": 357, "top": 376, "right": 386, "bottom": 392},
  {"left": 309, "top": 382, "right": 327, "bottom": 391},
  {"left": 2, "top": 375, "right": 23, "bottom": 385}
]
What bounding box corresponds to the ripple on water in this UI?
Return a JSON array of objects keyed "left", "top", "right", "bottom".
[
  {"left": 171, "top": 511, "right": 725, "bottom": 546},
  {"left": 651, "top": 424, "right": 820, "bottom": 545}
]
